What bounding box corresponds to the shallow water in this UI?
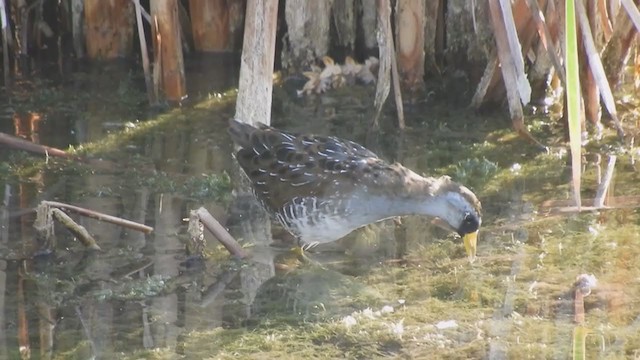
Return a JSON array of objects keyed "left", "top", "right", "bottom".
[{"left": 1, "top": 57, "right": 640, "bottom": 359}]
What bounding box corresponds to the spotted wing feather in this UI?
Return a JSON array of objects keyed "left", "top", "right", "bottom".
[{"left": 228, "top": 119, "right": 394, "bottom": 212}]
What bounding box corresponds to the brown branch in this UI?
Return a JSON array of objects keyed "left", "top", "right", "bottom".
[
  {"left": 0, "top": 133, "right": 78, "bottom": 159},
  {"left": 51, "top": 208, "right": 101, "bottom": 250},
  {"left": 195, "top": 207, "right": 247, "bottom": 259},
  {"left": 200, "top": 268, "right": 240, "bottom": 307},
  {"left": 42, "top": 201, "right": 154, "bottom": 234}
]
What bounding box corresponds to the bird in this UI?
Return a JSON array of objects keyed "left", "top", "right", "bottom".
[{"left": 228, "top": 119, "right": 482, "bottom": 261}]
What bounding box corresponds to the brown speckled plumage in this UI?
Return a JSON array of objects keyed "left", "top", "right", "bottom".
[{"left": 228, "top": 119, "right": 482, "bottom": 249}]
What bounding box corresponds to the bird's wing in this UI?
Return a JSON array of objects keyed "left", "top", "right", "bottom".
[{"left": 232, "top": 122, "right": 387, "bottom": 211}]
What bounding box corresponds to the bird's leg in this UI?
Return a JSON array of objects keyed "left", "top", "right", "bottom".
[{"left": 292, "top": 239, "right": 319, "bottom": 263}]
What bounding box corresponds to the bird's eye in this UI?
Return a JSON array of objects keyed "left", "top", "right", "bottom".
[
  {"left": 459, "top": 213, "right": 479, "bottom": 234},
  {"left": 463, "top": 213, "right": 473, "bottom": 224}
]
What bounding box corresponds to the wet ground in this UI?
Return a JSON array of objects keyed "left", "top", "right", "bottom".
[{"left": 1, "top": 56, "right": 640, "bottom": 359}]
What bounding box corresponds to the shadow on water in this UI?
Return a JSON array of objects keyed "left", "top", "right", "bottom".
[{"left": 1, "top": 56, "right": 640, "bottom": 359}]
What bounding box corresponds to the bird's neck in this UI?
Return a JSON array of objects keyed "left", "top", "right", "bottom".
[
  {"left": 369, "top": 192, "right": 452, "bottom": 220},
  {"left": 353, "top": 175, "right": 457, "bottom": 224}
]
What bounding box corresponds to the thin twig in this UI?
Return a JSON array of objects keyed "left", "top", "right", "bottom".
[
  {"left": 130, "top": 0, "right": 151, "bottom": 23},
  {"left": 593, "top": 155, "right": 616, "bottom": 208},
  {"left": 195, "top": 207, "right": 248, "bottom": 259},
  {"left": 75, "top": 306, "right": 97, "bottom": 358},
  {"left": 133, "top": 0, "right": 155, "bottom": 105},
  {"left": 42, "top": 201, "right": 154, "bottom": 234},
  {"left": 152, "top": 15, "right": 162, "bottom": 102},
  {"left": 200, "top": 269, "right": 240, "bottom": 307}
]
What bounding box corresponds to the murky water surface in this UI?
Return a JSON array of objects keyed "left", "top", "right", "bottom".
[{"left": 1, "top": 58, "right": 640, "bottom": 359}]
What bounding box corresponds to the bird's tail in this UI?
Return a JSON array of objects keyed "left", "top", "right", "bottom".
[{"left": 228, "top": 119, "right": 258, "bottom": 148}]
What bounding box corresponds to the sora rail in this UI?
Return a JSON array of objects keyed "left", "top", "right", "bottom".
[{"left": 228, "top": 119, "right": 481, "bottom": 260}]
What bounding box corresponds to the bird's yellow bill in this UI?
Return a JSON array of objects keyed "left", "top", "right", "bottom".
[{"left": 463, "top": 231, "right": 478, "bottom": 262}]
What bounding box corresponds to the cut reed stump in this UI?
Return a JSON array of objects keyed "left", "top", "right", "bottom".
[
  {"left": 189, "top": 0, "right": 231, "bottom": 51},
  {"left": 473, "top": 0, "right": 546, "bottom": 149},
  {"left": 84, "top": 0, "right": 134, "bottom": 59},
  {"left": 359, "top": 0, "right": 378, "bottom": 51},
  {"left": 395, "top": 0, "right": 426, "bottom": 97},
  {"left": 602, "top": 0, "right": 639, "bottom": 90},
  {"left": 331, "top": 0, "right": 356, "bottom": 52},
  {"left": 578, "top": 0, "right": 601, "bottom": 132},
  {"left": 373, "top": 0, "right": 405, "bottom": 129},
  {"left": 235, "top": 0, "right": 279, "bottom": 126},
  {"left": 283, "top": 1, "right": 332, "bottom": 72},
  {"left": 423, "top": 0, "right": 443, "bottom": 75}
]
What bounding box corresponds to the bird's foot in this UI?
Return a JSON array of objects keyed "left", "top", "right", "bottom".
[{"left": 291, "top": 241, "right": 321, "bottom": 265}]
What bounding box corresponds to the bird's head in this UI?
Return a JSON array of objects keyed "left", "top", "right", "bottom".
[{"left": 429, "top": 177, "right": 482, "bottom": 262}]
